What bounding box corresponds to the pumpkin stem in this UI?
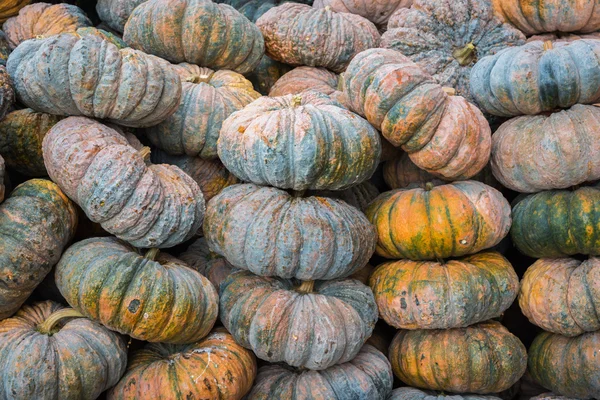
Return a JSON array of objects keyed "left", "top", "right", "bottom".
[
  {"left": 185, "top": 74, "right": 212, "bottom": 84},
  {"left": 37, "top": 308, "right": 84, "bottom": 335},
  {"left": 336, "top": 73, "right": 345, "bottom": 92},
  {"left": 424, "top": 182, "right": 435, "bottom": 191},
  {"left": 442, "top": 87, "right": 456, "bottom": 96},
  {"left": 291, "top": 95, "right": 303, "bottom": 107},
  {"left": 543, "top": 41, "right": 554, "bottom": 51},
  {"left": 145, "top": 248, "right": 160, "bottom": 261},
  {"left": 137, "top": 146, "right": 151, "bottom": 162},
  {"left": 452, "top": 43, "right": 476, "bottom": 66},
  {"left": 35, "top": 35, "right": 45, "bottom": 40},
  {"left": 297, "top": 280, "right": 315, "bottom": 294},
  {"left": 324, "top": 5, "right": 331, "bottom": 11}
]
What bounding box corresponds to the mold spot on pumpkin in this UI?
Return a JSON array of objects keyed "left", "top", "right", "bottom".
[{"left": 128, "top": 299, "right": 141, "bottom": 313}]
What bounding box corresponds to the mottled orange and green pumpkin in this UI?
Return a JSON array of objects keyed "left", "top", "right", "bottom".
[
  {"left": 313, "top": 0, "right": 412, "bottom": 29},
  {"left": 96, "top": 0, "right": 148, "bottom": 33},
  {"left": 0, "top": 65, "right": 13, "bottom": 121},
  {"left": 179, "top": 237, "right": 237, "bottom": 291},
  {"left": 0, "top": 0, "right": 30, "bottom": 24}
]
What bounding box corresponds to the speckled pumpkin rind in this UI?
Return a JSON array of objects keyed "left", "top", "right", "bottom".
[
  {"left": 55, "top": 237, "right": 218, "bottom": 344},
  {"left": 0, "top": 65, "right": 13, "bottom": 121},
  {"left": 220, "top": 270, "right": 378, "bottom": 370},
  {"left": 390, "top": 321, "right": 527, "bottom": 394},
  {"left": 246, "top": 345, "right": 393, "bottom": 400},
  {"left": 108, "top": 329, "right": 256, "bottom": 400},
  {"left": 0, "top": 301, "right": 127, "bottom": 400},
  {"left": 7, "top": 33, "right": 181, "bottom": 128},
  {"left": 382, "top": 0, "right": 525, "bottom": 101},
  {"left": 313, "top": 0, "right": 412, "bottom": 29},
  {"left": 123, "top": 0, "right": 264, "bottom": 75},
  {"left": 530, "top": 395, "right": 577, "bottom": 400},
  {"left": 0, "top": 30, "right": 11, "bottom": 66},
  {"left": 528, "top": 331, "right": 600, "bottom": 399},
  {"left": 511, "top": 187, "right": 600, "bottom": 258},
  {"left": 179, "top": 237, "right": 238, "bottom": 290},
  {"left": 247, "top": 54, "right": 292, "bottom": 95},
  {"left": 146, "top": 63, "right": 260, "bottom": 159},
  {"left": 0, "top": 0, "right": 31, "bottom": 24},
  {"left": 204, "top": 184, "right": 377, "bottom": 280},
  {"left": 365, "top": 181, "right": 511, "bottom": 260},
  {"left": 370, "top": 252, "right": 518, "bottom": 329},
  {"left": 256, "top": 3, "right": 380, "bottom": 73},
  {"left": 312, "top": 181, "right": 379, "bottom": 212},
  {"left": 43, "top": 117, "right": 206, "bottom": 249},
  {"left": 389, "top": 388, "right": 503, "bottom": 400},
  {"left": 96, "top": 0, "right": 147, "bottom": 33}
]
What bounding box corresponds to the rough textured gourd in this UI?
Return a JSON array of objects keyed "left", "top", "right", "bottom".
[
  {"left": 96, "top": 0, "right": 147, "bottom": 33},
  {"left": 0, "top": 0, "right": 31, "bottom": 24},
  {"left": 370, "top": 252, "right": 519, "bottom": 329},
  {"left": 0, "top": 179, "right": 77, "bottom": 320},
  {"left": 204, "top": 184, "right": 376, "bottom": 280},
  {"left": 0, "top": 65, "right": 13, "bottom": 121},
  {"left": 248, "top": 54, "right": 292, "bottom": 95},
  {"left": 55, "top": 237, "right": 218, "bottom": 344},
  {"left": 0, "top": 30, "right": 10, "bottom": 66},
  {"left": 108, "top": 329, "right": 256, "bottom": 400},
  {"left": 256, "top": 3, "right": 380, "bottom": 73},
  {"left": 344, "top": 48, "right": 491, "bottom": 181},
  {"left": 220, "top": 270, "right": 378, "bottom": 370},
  {"left": 0, "top": 301, "right": 127, "bottom": 400},
  {"left": 390, "top": 321, "right": 527, "bottom": 394},
  {"left": 123, "top": 0, "right": 264, "bottom": 75},
  {"left": 43, "top": 117, "right": 206, "bottom": 249},
  {"left": 146, "top": 63, "right": 260, "bottom": 159},
  {"left": 269, "top": 66, "right": 347, "bottom": 107},
  {"left": 179, "top": 237, "right": 237, "bottom": 290},
  {"left": 389, "top": 388, "right": 502, "bottom": 400},
  {"left": 313, "top": 0, "right": 412, "bottom": 29},
  {"left": 312, "top": 181, "right": 379, "bottom": 212},
  {"left": 7, "top": 33, "right": 181, "bottom": 127}
]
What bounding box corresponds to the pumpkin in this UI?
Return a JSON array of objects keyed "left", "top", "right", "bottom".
[
  {"left": 0, "top": 65, "right": 13, "bottom": 121},
  {"left": 146, "top": 63, "right": 260, "bottom": 159},
  {"left": 96, "top": 0, "right": 147, "bottom": 33},
  {"left": 204, "top": 183, "right": 376, "bottom": 280},
  {"left": 312, "top": 181, "right": 380, "bottom": 212},
  {"left": 269, "top": 66, "right": 347, "bottom": 107},
  {"left": 248, "top": 55, "right": 292, "bottom": 95},
  {"left": 246, "top": 345, "right": 393, "bottom": 400},
  {"left": 179, "top": 237, "right": 237, "bottom": 290},
  {"left": 74, "top": 26, "right": 127, "bottom": 48},
  {"left": 0, "top": 301, "right": 127, "bottom": 400},
  {"left": 383, "top": 0, "right": 525, "bottom": 100},
  {"left": 220, "top": 270, "right": 378, "bottom": 369},
  {"left": 491, "top": 105, "right": 600, "bottom": 193},
  {"left": 3, "top": 3, "right": 92, "bottom": 49},
  {"left": 365, "top": 181, "right": 511, "bottom": 260},
  {"left": 511, "top": 186, "right": 600, "bottom": 258},
  {"left": 492, "top": 0, "right": 600, "bottom": 35},
  {"left": 43, "top": 117, "right": 206, "bottom": 249},
  {"left": 123, "top": 0, "right": 264, "bottom": 75},
  {"left": 344, "top": 48, "right": 491, "bottom": 181},
  {"left": 108, "top": 329, "right": 256, "bottom": 400},
  {"left": 7, "top": 33, "right": 181, "bottom": 128},
  {"left": 256, "top": 3, "right": 380, "bottom": 73},
  {"left": 528, "top": 32, "right": 600, "bottom": 42},
  {"left": 531, "top": 395, "right": 576, "bottom": 400},
  {"left": 55, "top": 237, "right": 218, "bottom": 344},
  {"left": 313, "top": 0, "right": 412, "bottom": 29},
  {"left": 370, "top": 251, "right": 518, "bottom": 329},
  {"left": 528, "top": 330, "right": 600, "bottom": 399},
  {"left": 0, "top": 0, "right": 30, "bottom": 24},
  {"left": 218, "top": 91, "right": 381, "bottom": 191},
  {"left": 389, "top": 388, "right": 502, "bottom": 400},
  {"left": 0, "top": 179, "right": 77, "bottom": 320},
  {"left": 390, "top": 321, "right": 527, "bottom": 394},
  {"left": 0, "top": 30, "right": 10, "bottom": 65}
]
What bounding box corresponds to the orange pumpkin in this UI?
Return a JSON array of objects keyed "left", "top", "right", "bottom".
[{"left": 0, "top": 0, "right": 30, "bottom": 24}]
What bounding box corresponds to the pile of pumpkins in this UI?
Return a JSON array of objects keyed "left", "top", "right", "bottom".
[{"left": 0, "top": 0, "right": 598, "bottom": 399}]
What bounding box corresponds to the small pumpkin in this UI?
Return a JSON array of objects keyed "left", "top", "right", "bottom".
[
  {"left": 390, "top": 321, "right": 527, "bottom": 394},
  {"left": 179, "top": 237, "right": 237, "bottom": 290},
  {"left": 108, "top": 329, "right": 256, "bottom": 400},
  {"left": 389, "top": 388, "right": 502, "bottom": 400},
  {"left": 246, "top": 345, "right": 393, "bottom": 400},
  {"left": 248, "top": 54, "right": 292, "bottom": 95},
  {"left": 312, "top": 181, "right": 380, "bottom": 212},
  {"left": 0, "top": 301, "right": 127, "bottom": 400},
  {"left": 204, "top": 183, "right": 376, "bottom": 280},
  {"left": 269, "top": 66, "right": 347, "bottom": 107},
  {"left": 0, "top": 30, "right": 10, "bottom": 65},
  {"left": 96, "top": 0, "right": 148, "bottom": 33},
  {"left": 256, "top": 3, "right": 380, "bottom": 73},
  {"left": 0, "top": 0, "right": 30, "bottom": 24},
  {"left": 0, "top": 65, "right": 14, "bottom": 121},
  {"left": 146, "top": 63, "right": 260, "bottom": 159},
  {"left": 313, "top": 0, "right": 412, "bottom": 29}
]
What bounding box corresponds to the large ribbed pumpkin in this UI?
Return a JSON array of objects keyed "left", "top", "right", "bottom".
[
  {"left": 390, "top": 321, "right": 527, "bottom": 394},
  {"left": 179, "top": 237, "right": 237, "bottom": 290},
  {"left": 389, "top": 388, "right": 502, "bottom": 400},
  {"left": 55, "top": 237, "right": 218, "bottom": 344},
  {"left": 529, "top": 331, "right": 600, "bottom": 399},
  {"left": 218, "top": 91, "right": 381, "bottom": 191},
  {"left": 204, "top": 184, "right": 376, "bottom": 280},
  {"left": 269, "top": 66, "right": 347, "bottom": 107},
  {"left": 365, "top": 181, "right": 511, "bottom": 260},
  {"left": 0, "top": 30, "right": 10, "bottom": 65},
  {"left": 256, "top": 3, "right": 380, "bottom": 73},
  {"left": 370, "top": 251, "right": 519, "bottom": 329},
  {"left": 511, "top": 187, "right": 600, "bottom": 258},
  {"left": 313, "top": 0, "right": 412, "bottom": 29},
  {"left": 124, "top": 0, "right": 264, "bottom": 75},
  {"left": 7, "top": 33, "right": 181, "bottom": 127},
  {"left": 43, "top": 117, "right": 205, "bottom": 249},
  {"left": 0, "top": 65, "right": 13, "bottom": 121},
  {"left": 344, "top": 48, "right": 491, "bottom": 181},
  {"left": 247, "top": 345, "right": 393, "bottom": 400},
  {"left": 146, "top": 63, "right": 260, "bottom": 159},
  {"left": 220, "top": 270, "right": 378, "bottom": 370},
  {"left": 96, "top": 0, "right": 147, "bottom": 33},
  {"left": 0, "top": 179, "right": 77, "bottom": 320},
  {"left": 108, "top": 329, "right": 256, "bottom": 400},
  {"left": 0, "top": 301, "right": 127, "bottom": 400},
  {"left": 0, "top": 0, "right": 30, "bottom": 24}
]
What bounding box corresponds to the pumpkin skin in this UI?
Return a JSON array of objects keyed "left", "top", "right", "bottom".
[
  {"left": 0, "top": 301, "right": 127, "bottom": 400},
  {"left": 390, "top": 321, "right": 527, "bottom": 394},
  {"left": 55, "top": 237, "right": 218, "bottom": 344},
  {"left": 124, "top": 0, "right": 264, "bottom": 75},
  {"left": 108, "top": 329, "right": 256, "bottom": 400},
  {"left": 256, "top": 3, "right": 380, "bottom": 73},
  {"left": 0, "top": 179, "right": 77, "bottom": 320},
  {"left": 528, "top": 331, "right": 600, "bottom": 399},
  {"left": 269, "top": 66, "right": 347, "bottom": 107},
  {"left": 246, "top": 345, "right": 393, "bottom": 400},
  {"left": 204, "top": 183, "right": 377, "bottom": 280},
  {"left": 43, "top": 117, "right": 206, "bottom": 249},
  {"left": 389, "top": 388, "right": 502, "bottom": 400},
  {"left": 248, "top": 54, "right": 292, "bottom": 95},
  {"left": 220, "top": 270, "right": 378, "bottom": 370},
  {"left": 74, "top": 26, "right": 127, "bottom": 48},
  {"left": 146, "top": 63, "right": 260, "bottom": 159},
  {"left": 0, "top": 0, "right": 30, "bottom": 24},
  {"left": 0, "top": 65, "right": 13, "bottom": 121},
  {"left": 344, "top": 48, "right": 491, "bottom": 181},
  {"left": 531, "top": 395, "right": 576, "bottom": 400},
  {"left": 218, "top": 91, "right": 381, "bottom": 191},
  {"left": 179, "top": 237, "right": 237, "bottom": 290},
  {"left": 511, "top": 187, "right": 600, "bottom": 258},
  {"left": 312, "top": 181, "right": 379, "bottom": 212},
  {"left": 365, "top": 181, "right": 511, "bottom": 260},
  {"left": 96, "top": 0, "right": 147, "bottom": 33},
  {"left": 0, "top": 30, "right": 10, "bottom": 66},
  {"left": 370, "top": 251, "right": 519, "bottom": 330},
  {"left": 313, "top": 0, "right": 412, "bottom": 29}
]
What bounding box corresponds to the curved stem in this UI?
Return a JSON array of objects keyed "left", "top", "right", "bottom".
[
  {"left": 452, "top": 43, "right": 476, "bottom": 66},
  {"left": 336, "top": 73, "right": 345, "bottom": 92},
  {"left": 145, "top": 248, "right": 160, "bottom": 261},
  {"left": 543, "top": 41, "right": 554, "bottom": 51},
  {"left": 291, "top": 95, "right": 303, "bottom": 107},
  {"left": 185, "top": 74, "right": 212, "bottom": 84},
  {"left": 297, "top": 280, "right": 315, "bottom": 294},
  {"left": 37, "top": 308, "right": 84, "bottom": 335},
  {"left": 442, "top": 87, "right": 456, "bottom": 96},
  {"left": 137, "top": 146, "right": 151, "bottom": 162}
]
